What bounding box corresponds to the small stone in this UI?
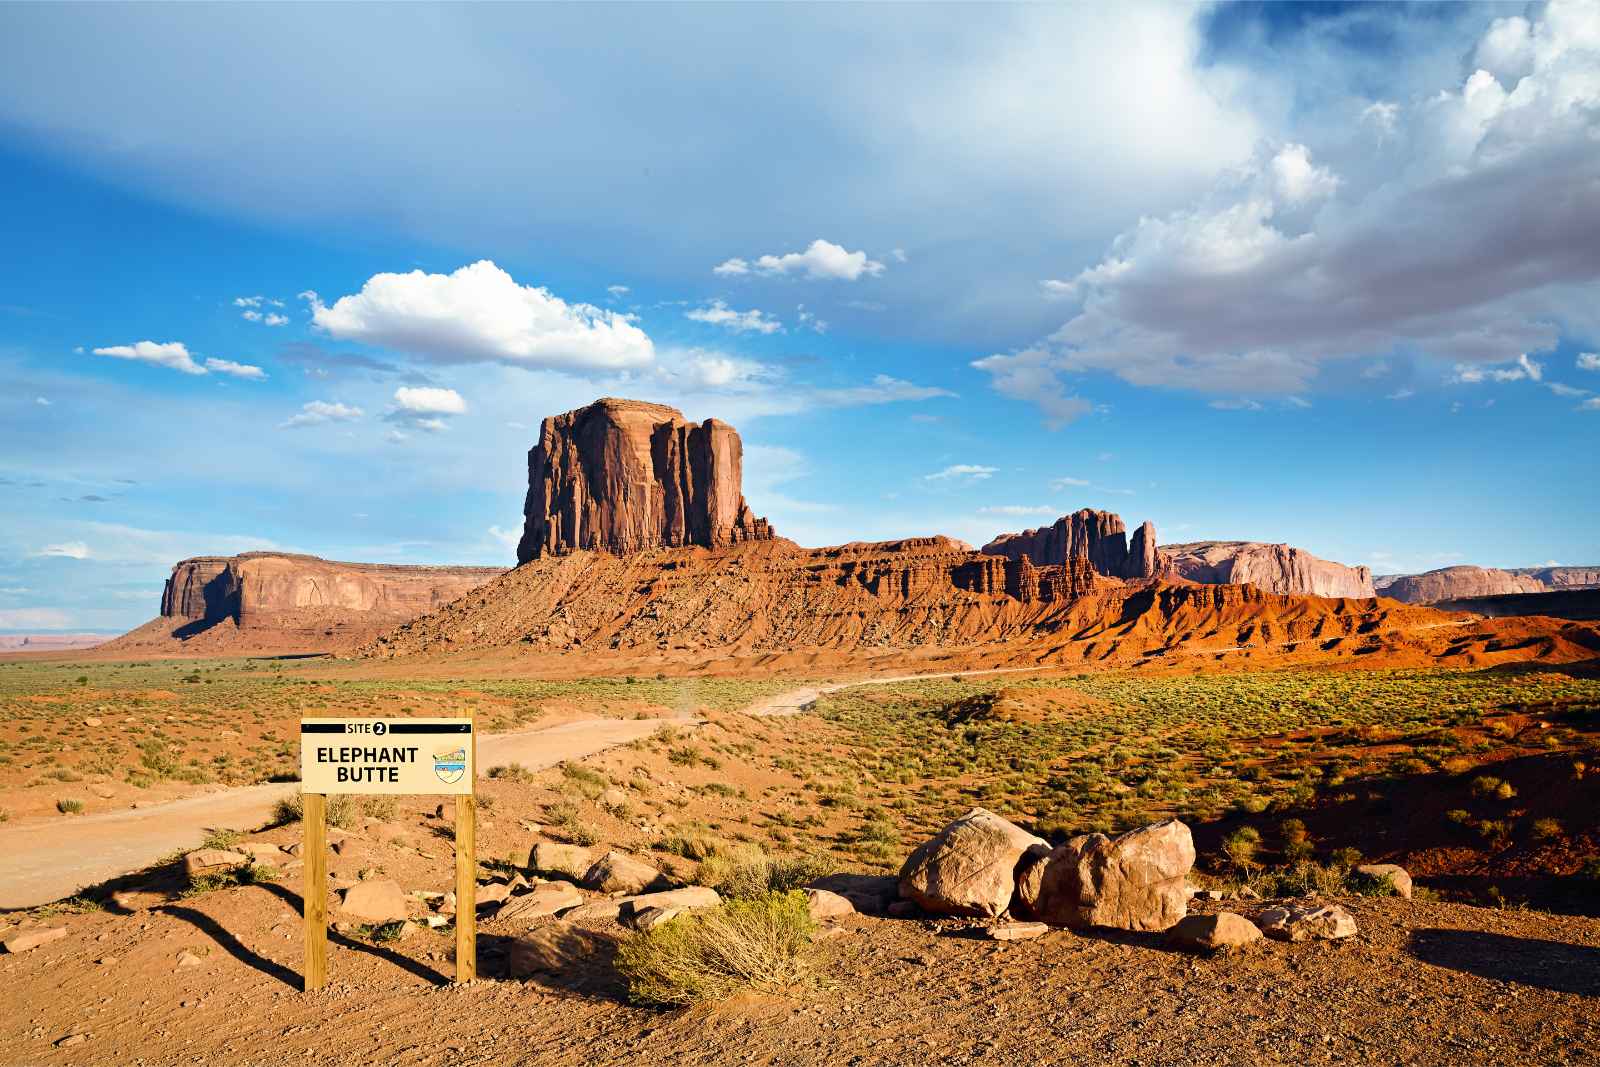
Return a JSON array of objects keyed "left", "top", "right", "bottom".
[
  {"left": 83, "top": 717, "right": 102, "bottom": 728},
  {"left": 986, "top": 922, "right": 1049, "bottom": 941},
  {"left": 183, "top": 849, "right": 248, "bottom": 880},
  {"left": 1168, "top": 912, "right": 1264, "bottom": 953},
  {"left": 425, "top": 915, "right": 450, "bottom": 929},
  {"left": 176, "top": 949, "right": 204, "bottom": 968},
  {"left": 628, "top": 905, "right": 686, "bottom": 931},
  {"left": 803, "top": 888, "right": 856, "bottom": 922},
  {"left": 56, "top": 1033, "right": 87, "bottom": 1048},
  {"left": 339, "top": 880, "right": 409, "bottom": 924},
  {"left": 3, "top": 927, "right": 68, "bottom": 954},
  {"left": 96, "top": 956, "right": 118, "bottom": 966},
  {"left": 1257, "top": 903, "right": 1358, "bottom": 942},
  {"left": 496, "top": 883, "right": 584, "bottom": 923},
  {"left": 598, "top": 788, "right": 627, "bottom": 809}
]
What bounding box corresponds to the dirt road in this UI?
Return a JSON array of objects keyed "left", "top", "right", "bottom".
[
  {"left": 0, "top": 716, "right": 673, "bottom": 910},
  {"left": 741, "top": 665, "right": 1053, "bottom": 716}
]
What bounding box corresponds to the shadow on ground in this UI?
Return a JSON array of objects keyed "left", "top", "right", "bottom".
[{"left": 1409, "top": 928, "right": 1600, "bottom": 996}]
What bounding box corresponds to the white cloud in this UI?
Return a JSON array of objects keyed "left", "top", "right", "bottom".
[
  {"left": 1451, "top": 353, "right": 1543, "bottom": 384},
  {"left": 1051, "top": 476, "right": 1089, "bottom": 489},
  {"left": 234, "top": 296, "right": 264, "bottom": 308},
  {"left": 393, "top": 386, "right": 467, "bottom": 415},
  {"left": 1209, "top": 398, "right": 1264, "bottom": 411},
  {"left": 1547, "top": 382, "right": 1590, "bottom": 398},
  {"left": 279, "top": 400, "right": 363, "bottom": 429},
  {"left": 92, "top": 340, "right": 205, "bottom": 375},
  {"left": 1361, "top": 100, "right": 1400, "bottom": 137},
  {"left": 1583, "top": 397, "right": 1600, "bottom": 411},
  {"left": 263, "top": 312, "right": 289, "bottom": 326},
  {"left": 305, "top": 260, "right": 654, "bottom": 371},
  {"left": 35, "top": 541, "right": 90, "bottom": 559},
  {"left": 715, "top": 239, "right": 886, "bottom": 281},
  {"left": 203, "top": 357, "right": 267, "bottom": 380},
  {"left": 1284, "top": 395, "right": 1312, "bottom": 409},
  {"left": 969, "top": 349, "right": 1094, "bottom": 429},
  {"left": 1579, "top": 352, "right": 1600, "bottom": 371},
  {"left": 977, "top": 504, "right": 1058, "bottom": 517},
  {"left": 685, "top": 300, "right": 783, "bottom": 334},
  {"left": 978, "top": 1, "right": 1600, "bottom": 418},
  {"left": 1386, "top": 388, "right": 1416, "bottom": 401},
  {"left": 925, "top": 464, "right": 997, "bottom": 482},
  {"left": 795, "top": 305, "right": 828, "bottom": 334},
  {"left": 809, "top": 375, "right": 953, "bottom": 408},
  {"left": 487, "top": 524, "right": 520, "bottom": 550},
  {"left": 35, "top": 396, "right": 50, "bottom": 406},
  {"left": 606, "top": 284, "right": 630, "bottom": 299}
]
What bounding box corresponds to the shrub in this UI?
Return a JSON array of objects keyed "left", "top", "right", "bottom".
[
  {"left": 270, "top": 793, "right": 358, "bottom": 829},
  {"left": 1470, "top": 775, "right": 1505, "bottom": 798},
  {"left": 1221, "top": 826, "right": 1261, "bottom": 871},
  {"left": 614, "top": 891, "right": 818, "bottom": 1006},
  {"left": 696, "top": 844, "right": 834, "bottom": 899},
  {"left": 1349, "top": 870, "right": 1399, "bottom": 897},
  {"left": 1278, "top": 818, "right": 1308, "bottom": 844},
  {"left": 1328, "top": 846, "right": 1362, "bottom": 870},
  {"left": 561, "top": 764, "right": 607, "bottom": 800},
  {"left": 56, "top": 798, "right": 85, "bottom": 814},
  {"left": 488, "top": 762, "right": 534, "bottom": 783},
  {"left": 1530, "top": 817, "right": 1563, "bottom": 842},
  {"left": 201, "top": 828, "right": 242, "bottom": 850},
  {"left": 661, "top": 823, "right": 724, "bottom": 861}
]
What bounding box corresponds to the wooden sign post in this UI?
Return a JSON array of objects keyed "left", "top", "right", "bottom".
[{"left": 299, "top": 713, "right": 476, "bottom": 992}]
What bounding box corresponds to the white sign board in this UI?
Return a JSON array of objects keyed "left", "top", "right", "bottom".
[{"left": 299, "top": 717, "right": 473, "bottom": 795}]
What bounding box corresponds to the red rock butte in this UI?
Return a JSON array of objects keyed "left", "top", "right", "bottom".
[{"left": 516, "top": 398, "right": 774, "bottom": 563}]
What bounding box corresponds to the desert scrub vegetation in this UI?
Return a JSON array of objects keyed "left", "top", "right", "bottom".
[
  {"left": 693, "top": 843, "right": 836, "bottom": 900},
  {"left": 614, "top": 890, "right": 818, "bottom": 1006}
]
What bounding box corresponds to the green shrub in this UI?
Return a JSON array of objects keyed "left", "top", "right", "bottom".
[
  {"left": 270, "top": 793, "right": 357, "bottom": 829},
  {"left": 1221, "top": 826, "right": 1261, "bottom": 871},
  {"left": 1530, "top": 817, "right": 1563, "bottom": 842},
  {"left": 56, "top": 797, "right": 85, "bottom": 815},
  {"left": 201, "top": 828, "right": 242, "bottom": 850},
  {"left": 1349, "top": 870, "right": 1398, "bottom": 897},
  {"left": 489, "top": 762, "right": 534, "bottom": 783},
  {"left": 696, "top": 844, "right": 835, "bottom": 899},
  {"left": 561, "top": 764, "right": 607, "bottom": 799},
  {"left": 614, "top": 891, "right": 818, "bottom": 1006}
]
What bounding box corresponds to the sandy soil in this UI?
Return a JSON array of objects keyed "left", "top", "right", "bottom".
[{"left": 1, "top": 889, "right": 1595, "bottom": 1066}]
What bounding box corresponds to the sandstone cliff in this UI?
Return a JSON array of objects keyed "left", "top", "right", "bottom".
[
  {"left": 1163, "top": 541, "right": 1375, "bottom": 599},
  {"left": 1508, "top": 566, "right": 1600, "bottom": 590},
  {"left": 105, "top": 553, "right": 505, "bottom": 654},
  {"left": 981, "top": 509, "right": 1162, "bottom": 579},
  {"left": 516, "top": 398, "right": 773, "bottom": 563},
  {"left": 1377, "top": 566, "right": 1546, "bottom": 604}
]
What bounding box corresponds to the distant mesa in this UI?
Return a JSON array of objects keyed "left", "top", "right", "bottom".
[
  {"left": 1376, "top": 564, "right": 1600, "bottom": 605},
  {"left": 981, "top": 509, "right": 1161, "bottom": 580},
  {"left": 0, "top": 634, "right": 107, "bottom": 653},
  {"left": 516, "top": 398, "right": 774, "bottom": 563},
  {"left": 1162, "top": 541, "right": 1375, "bottom": 599},
  {"left": 105, "top": 552, "right": 504, "bottom": 654}
]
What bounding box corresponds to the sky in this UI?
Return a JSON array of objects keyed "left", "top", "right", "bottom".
[{"left": 1, "top": 1, "right": 1598, "bottom": 633}]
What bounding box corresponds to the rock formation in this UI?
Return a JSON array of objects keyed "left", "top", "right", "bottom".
[
  {"left": 1378, "top": 564, "right": 1600, "bottom": 604},
  {"left": 981, "top": 508, "right": 1163, "bottom": 579},
  {"left": 1017, "top": 818, "right": 1195, "bottom": 932},
  {"left": 516, "top": 398, "right": 773, "bottom": 562},
  {"left": 1163, "top": 541, "right": 1375, "bottom": 598},
  {"left": 1376, "top": 565, "right": 1545, "bottom": 604},
  {"left": 897, "top": 807, "right": 1047, "bottom": 918}
]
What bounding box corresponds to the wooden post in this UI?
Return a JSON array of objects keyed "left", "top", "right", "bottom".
[
  {"left": 302, "top": 792, "right": 328, "bottom": 992},
  {"left": 454, "top": 707, "right": 477, "bottom": 983}
]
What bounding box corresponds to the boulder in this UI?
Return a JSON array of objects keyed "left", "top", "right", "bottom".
[
  {"left": 898, "top": 807, "right": 1048, "bottom": 918},
  {"left": 184, "top": 849, "right": 248, "bottom": 880},
  {"left": 1019, "top": 818, "right": 1195, "bottom": 932},
  {"left": 338, "top": 880, "right": 409, "bottom": 924},
  {"left": 803, "top": 888, "right": 856, "bottom": 922},
  {"left": 1353, "top": 864, "right": 1413, "bottom": 899},
  {"left": 476, "top": 882, "right": 512, "bottom": 908},
  {"left": 1257, "top": 902, "right": 1358, "bottom": 942},
  {"left": 808, "top": 874, "right": 898, "bottom": 915},
  {"left": 496, "top": 884, "right": 585, "bottom": 924},
  {"left": 528, "top": 842, "right": 593, "bottom": 879},
  {"left": 3, "top": 926, "right": 67, "bottom": 954},
  {"left": 582, "top": 850, "right": 665, "bottom": 894},
  {"left": 568, "top": 886, "right": 721, "bottom": 926},
  {"left": 516, "top": 398, "right": 775, "bottom": 562},
  {"left": 1167, "top": 912, "right": 1263, "bottom": 953},
  {"left": 628, "top": 905, "right": 687, "bottom": 931}
]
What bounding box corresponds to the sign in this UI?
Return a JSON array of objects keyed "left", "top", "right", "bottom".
[
  {"left": 299, "top": 717, "right": 474, "bottom": 795},
  {"left": 298, "top": 712, "right": 478, "bottom": 992}
]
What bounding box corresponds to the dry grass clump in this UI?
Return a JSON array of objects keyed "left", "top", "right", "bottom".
[
  {"left": 614, "top": 891, "right": 818, "bottom": 1006},
  {"left": 695, "top": 843, "right": 835, "bottom": 899}
]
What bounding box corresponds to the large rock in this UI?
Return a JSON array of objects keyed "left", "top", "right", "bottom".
[
  {"left": 982, "top": 509, "right": 1161, "bottom": 580},
  {"left": 1163, "top": 542, "right": 1374, "bottom": 598},
  {"left": 496, "top": 883, "right": 585, "bottom": 923},
  {"left": 3, "top": 927, "right": 68, "bottom": 953},
  {"left": 582, "top": 850, "right": 665, "bottom": 894},
  {"left": 1167, "top": 912, "right": 1263, "bottom": 953},
  {"left": 515, "top": 398, "right": 775, "bottom": 562},
  {"left": 338, "top": 880, "right": 409, "bottom": 923},
  {"left": 528, "top": 842, "right": 593, "bottom": 879},
  {"left": 1257, "top": 902, "right": 1358, "bottom": 942},
  {"left": 1376, "top": 566, "right": 1546, "bottom": 604},
  {"left": 802, "top": 888, "right": 856, "bottom": 922},
  {"left": 184, "top": 849, "right": 248, "bottom": 880},
  {"left": 1353, "top": 863, "right": 1413, "bottom": 899},
  {"left": 1019, "top": 819, "right": 1195, "bottom": 932},
  {"left": 807, "top": 874, "right": 899, "bottom": 916},
  {"left": 898, "top": 807, "right": 1047, "bottom": 918}
]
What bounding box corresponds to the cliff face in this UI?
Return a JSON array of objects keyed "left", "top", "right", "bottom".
[
  {"left": 1163, "top": 541, "right": 1375, "bottom": 599},
  {"left": 1378, "top": 566, "right": 1546, "bottom": 604},
  {"left": 981, "top": 509, "right": 1162, "bottom": 580},
  {"left": 516, "top": 398, "right": 774, "bottom": 563},
  {"left": 158, "top": 553, "right": 504, "bottom": 629},
  {"left": 1508, "top": 566, "right": 1600, "bottom": 590}
]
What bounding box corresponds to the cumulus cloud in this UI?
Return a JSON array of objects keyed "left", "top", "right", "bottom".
[
  {"left": 241, "top": 309, "right": 289, "bottom": 326},
  {"left": 392, "top": 386, "right": 466, "bottom": 415},
  {"left": 977, "top": 0, "right": 1600, "bottom": 418},
  {"left": 685, "top": 300, "right": 783, "bottom": 334},
  {"left": 1579, "top": 352, "right": 1600, "bottom": 371},
  {"left": 279, "top": 400, "right": 363, "bottom": 429},
  {"left": 203, "top": 357, "right": 267, "bottom": 380},
  {"left": 1583, "top": 397, "right": 1600, "bottom": 411},
  {"left": 92, "top": 340, "right": 205, "bottom": 375},
  {"left": 925, "top": 464, "right": 997, "bottom": 482},
  {"left": 713, "top": 239, "right": 886, "bottom": 281},
  {"left": 304, "top": 260, "right": 654, "bottom": 371},
  {"left": 35, "top": 541, "right": 90, "bottom": 559},
  {"left": 606, "top": 285, "right": 630, "bottom": 299}
]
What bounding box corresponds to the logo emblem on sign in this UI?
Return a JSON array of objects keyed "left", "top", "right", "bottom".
[{"left": 433, "top": 746, "right": 467, "bottom": 785}]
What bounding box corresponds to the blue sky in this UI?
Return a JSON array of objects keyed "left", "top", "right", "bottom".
[{"left": 1, "top": 1, "right": 1597, "bottom": 633}]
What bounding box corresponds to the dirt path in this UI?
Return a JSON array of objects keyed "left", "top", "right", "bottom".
[
  {"left": 0, "top": 716, "right": 674, "bottom": 910},
  {"left": 742, "top": 665, "right": 1053, "bottom": 716}
]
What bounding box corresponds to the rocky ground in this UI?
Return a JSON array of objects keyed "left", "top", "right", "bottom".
[{"left": 2, "top": 876, "right": 1596, "bottom": 1066}]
